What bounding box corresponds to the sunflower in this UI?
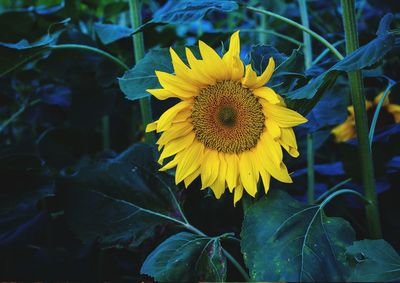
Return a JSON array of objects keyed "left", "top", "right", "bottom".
[
  {"left": 332, "top": 91, "right": 400, "bottom": 143},
  {"left": 146, "top": 31, "right": 307, "bottom": 205}
]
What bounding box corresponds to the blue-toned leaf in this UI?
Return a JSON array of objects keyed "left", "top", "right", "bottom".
[
  {"left": 94, "top": 23, "right": 134, "bottom": 45},
  {"left": 59, "top": 143, "right": 185, "bottom": 248},
  {"left": 153, "top": 0, "right": 238, "bottom": 24},
  {"left": 285, "top": 15, "right": 396, "bottom": 114},
  {"left": 0, "top": 20, "right": 67, "bottom": 76},
  {"left": 241, "top": 189, "right": 355, "bottom": 282},
  {"left": 347, "top": 239, "right": 400, "bottom": 282},
  {"left": 118, "top": 48, "right": 173, "bottom": 101},
  {"left": 141, "top": 232, "right": 226, "bottom": 282}
]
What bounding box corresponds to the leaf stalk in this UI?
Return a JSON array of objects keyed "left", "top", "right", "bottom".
[{"left": 340, "top": 0, "right": 382, "bottom": 238}]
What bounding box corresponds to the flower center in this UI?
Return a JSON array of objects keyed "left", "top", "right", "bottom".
[
  {"left": 218, "top": 106, "right": 237, "bottom": 127},
  {"left": 191, "top": 80, "right": 265, "bottom": 153}
]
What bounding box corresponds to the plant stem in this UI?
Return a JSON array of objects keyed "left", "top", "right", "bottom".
[
  {"left": 246, "top": 6, "right": 344, "bottom": 60},
  {"left": 306, "top": 133, "right": 315, "bottom": 203},
  {"left": 0, "top": 99, "right": 41, "bottom": 133},
  {"left": 297, "top": 0, "right": 315, "bottom": 204},
  {"left": 341, "top": 0, "right": 382, "bottom": 239},
  {"left": 223, "top": 249, "right": 251, "bottom": 281},
  {"left": 128, "top": 0, "right": 154, "bottom": 144},
  {"left": 298, "top": 0, "right": 312, "bottom": 68},
  {"left": 183, "top": 223, "right": 249, "bottom": 281},
  {"left": 50, "top": 44, "right": 129, "bottom": 70},
  {"left": 101, "top": 116, "right": 110, "bottom": 150},
  {"left": 258, "top": 13, "right": 268, "bottom": 44},
  {"left": 240, "top": 28, "right": 303, "bottom": 46}
]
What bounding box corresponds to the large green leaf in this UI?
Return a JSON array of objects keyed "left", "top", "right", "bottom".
[
  {"left": 94, "top": 23, "right": 134, "bottom": 45},
  {"left": 285, "top": 14, "right": 396, "bottom": 115},
  {"left": 241, "top": 189, "right": 355, "bottom": 282},
  {"left": 59, "top": 143, "right": 185, "bottom": 248},
  {"left": 346, "top": 239, "right": 400, "bottom": 282},
  {"left": 131, "top": 0, "right": 238, "bottom": 34},
  {"left": 0, "top": 19, "right": 67, "bottom": 77},
  {"left": 141, "top": 232, "right": 226, "bottom": 282},
  {"left": 118, "top": 48, "right": 173, "bottom": 101}
]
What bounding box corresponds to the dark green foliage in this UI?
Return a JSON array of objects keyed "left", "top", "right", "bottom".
[
  {"left": 347, "top": 239, "right": 400, "bottom": 282},
  {"left": 119, "top": 48, "right": 174, "bottom": 100},
  {"left": 59, "top": 143, "right": 185, "bottom": 248},
  {"left": 152, "top": 0, "right": 238, "bottom": 25},
  {"left": 141, "top": 232, "right": 227, "bottom": 282},
  {"left": 285, "top": 15, "right": 397, "bottom": 115},
  {"left": 94, "top": 23, "right": 134, "bottom": 45},
  {"left": 241, "top": 189, "right": 355, "bottom": 281}
]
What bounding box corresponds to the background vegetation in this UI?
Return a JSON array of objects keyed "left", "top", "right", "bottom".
[{"left": 0, "top": 0, "right": 399, "bottom": 281}]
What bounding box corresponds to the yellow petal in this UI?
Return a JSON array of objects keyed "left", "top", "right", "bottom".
[
  {"left": 146, "top": 88, "right": 172, "bottom": 100},
  {"left": 386, "top": 104, "right": 400, "bottom": 123},
  {"left": 175, "top": 141, "right": 204, "bottom": 184},
  {"left": 172, "top": 108, "right": 192, "bottom": 123},
  {"left": 201, "top": 149, "right": 220, "bottom": 189},
  {"left": 225, "top": 153, "right": 239, "bottom": 192},
  {"left": 331, "top": 120, "right": 355, "bottom": 143},
  {"left": 157, "top": 100, "right": 191, "bottom": 132},
  {"left": 233, "top": 183, "right": 244, "bottom": 207},
  {"left": 159, "top": 152, "right": 182, "bottom": 171},
  {"left": 146, "top": 121, "right": 157, "bottom": 132},
  {"left": 262, "top": 101, "right": 307, "bottom": 128},
  {"left": 184, "top": 166, "right": 201, "bottom": 188},
  {"left": 222, "top": 31, "right": 244, "bottom": 81},
  {"left": 373, "top": 91, "right": 390, "bottom": 106},
  {"left": 158, "top": 132, "right": 195, "bottom": 164},
  {"left": 155, "top": 71, "right": 198, "bottom": 99},
  {"left": 253, "top": 87, "right": 280, "bottom": 104},
  {"left": 210, "top": 152, "right": 228, "bottom": 199},
  {"left": 157, "top": 122, "right": 193, "bottom": 146},
  {"left": 239, "top": 151, "right": 257, "bottom": 197},
  {"left": 260, "top": 169, "right": 271, "bottom": 194},
  {"left": 198, "top": 40, "right": 228, "bottom": 81},
  {"left": 185, "top": 47, "right": 215, "bottom": 85},
  {"left": 255, "top": 137, "right": 292, "bottom": 183},
  {"left": 279, "top": 128, "right": 299, "bottom": 158},
  {"left": 261, "top": 131, "right": 283, "bottom": 165},
  {"left": 253, "top": 57, "right": 275, "bottom": 88},
  {"left": 241, "top": 64, "right": 258, "bottom": 88},
  {"left": 265, "top": 118, "right": 281, "bottom": 139}
]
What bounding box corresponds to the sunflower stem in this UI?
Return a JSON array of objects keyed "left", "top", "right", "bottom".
[
  {"left": 246, "top": 6, "right": 344, "bottom": 60},
  {"left": 128, "top": 0, "right": 155, "bottom": 144},
  {"left": 297, "top": 0, "right": 315, "bottom": 204},
  {"left": 341, "top": 0, "right": 382, "bottom": 239}
]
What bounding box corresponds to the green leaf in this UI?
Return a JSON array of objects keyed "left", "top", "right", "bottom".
[
  {"left": 241, "top": 189, "right": 355, "bottom": 282},
  {"left": 131, "top": 0, "right": 238, "bottom": 34},
  {"left": 285, "top": 25, "right": 396, "bottom": 114},
  {"left": 118, "top": 48, "right": 173, "bottom": 101},
  {"left": 141, "top": 232, "right": 226, "bottom": 282},
  {"left": 153, "top": 0, "right": 238, "bottom": 24},
  {"left": 94, "top": 23, "right": 134, "bottom": 45},
  {"left": 0, "top": 19, "right": 67, "bottom": 77},
  {"left": 59, "top": 143, "right": 185, "bottom": 248},
  {"left": 346, "top": 239, "right": 400, "bottom": 282}
]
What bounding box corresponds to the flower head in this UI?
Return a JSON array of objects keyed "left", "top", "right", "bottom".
[
  {"left": 332, "top": 91, "right": 400, "bottom": 143},
  {"left": 146, "top": 31, "right": 307, "bottom": 205}
]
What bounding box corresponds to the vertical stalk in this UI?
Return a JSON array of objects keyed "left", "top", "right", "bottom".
[
  {"left": 298, "top": 0, "right": 315, "bottom": 204},
  {"left": 102, "top": 116, "right": 110, "bottom": 150},
  {"left": 341, "top": 0, "right": 382, "bottom": 238},
  {"left": 128, "top": 0, "right": 155, "bottom": 144},
  {"left": 259, "top": 14, "right": 268, "bottom": 44},
  {"left": 306, "top": 133, "right": 315, "bottom": 203}
]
